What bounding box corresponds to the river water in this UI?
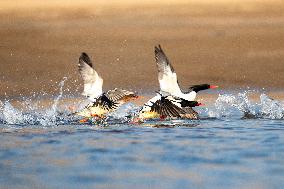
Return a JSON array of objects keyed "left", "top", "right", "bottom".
[{"left": 0, "top": 91, "right": 284, "bottom": 189}]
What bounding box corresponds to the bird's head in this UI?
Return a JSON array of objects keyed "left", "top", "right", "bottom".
[{"left": 189, "top": 84, "right": 218, "bottom": 92}]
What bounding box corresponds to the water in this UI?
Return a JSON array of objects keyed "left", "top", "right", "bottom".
[{"left": 1, "top": 89, "right": 284, "bottom": 188}]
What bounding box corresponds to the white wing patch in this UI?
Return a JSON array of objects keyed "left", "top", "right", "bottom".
[
  {"left": 140, "top": 94, "right": 184, "bottom": 113},
  {"left": 155, "top": 45, "right": 183, "bottom": 97},
  {"left": 82, "top": 72, "right": 103, "bottom": 100},
  {"left": 159, "top": 71, "right": 182, "bottom": 96},
  {"left": 140, "top": 95, "right": 161, "bottom": 112},
  {"left": 78, "top": 53, "right": 103, "bottom": 101},
  {"left": 155, "top": 45, "right": 197, "bottom": 101},
  {"left": 164, "top": 96, "right": 182, "bottom": 108}
]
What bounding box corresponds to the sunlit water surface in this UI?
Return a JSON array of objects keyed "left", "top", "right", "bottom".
[{"left": 1, "top": 90, "right": 284, "bottom": 189}]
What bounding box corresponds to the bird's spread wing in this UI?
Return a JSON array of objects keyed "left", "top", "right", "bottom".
[
  {"left": 150, "top": 96, "right": 186, "bottom": 118},
  {"left": 139, "top": 92, "right": 200, "bottom": 119},
  {"left": 75, "top": 93, "right": 118, "bottom": 117},
  {"left": 78, "top": 52, "right": 103, "bottom": 100},
  {"left": 90, "top": 93, "right": 119, "bottom": 111},
  {"left": 181, "top": 107, "right": 199, "bottom": 119},
  {"left": 155, "top": 45, "right": 182, "bottom": 95},
  {"left": 106, "top": 88, "right": 137, "bottom": 102}
]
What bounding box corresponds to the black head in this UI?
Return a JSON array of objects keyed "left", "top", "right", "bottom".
[{"left": 189, "top": 84, "right": 218, "bottom": 93}]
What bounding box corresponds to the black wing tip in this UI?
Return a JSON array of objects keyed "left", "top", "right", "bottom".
[
  {"left": 154, "top": 44, "right": 163, "bottom": 53},
  {"left": 79, "top": 52, "right": 92, "bottom": 67},
  {"left": 80, "top": 52, "right": 89, "bottom": 60},
  {"left": 154, "top": 44, "right": 169, "bottom": 64},
  {"left": 81, "top": 52, "right": 88, "bottom": 56}
]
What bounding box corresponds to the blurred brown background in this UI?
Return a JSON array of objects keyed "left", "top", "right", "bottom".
[{"left": 0, "top": 0, "right": 284, "bottom": 98}]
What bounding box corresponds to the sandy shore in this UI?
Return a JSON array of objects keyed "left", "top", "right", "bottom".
[{"left": 0, "top": 0, "right": 284, "bottom": 98}]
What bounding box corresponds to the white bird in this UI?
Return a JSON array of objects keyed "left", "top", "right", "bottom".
[
  {"left": 154, "top": 45, "right": 218, "bottom": 101},
  {"left": 137, "top": 45, "right": 217, "bottom": 121},
  {"left": 75, "top": 52, "right": 138, "bottom": 118}
]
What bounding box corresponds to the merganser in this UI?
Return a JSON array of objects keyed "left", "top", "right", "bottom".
[
  {"left": 75, "top": 52, "right": 138, "bottom": 118},
  {"left": 136, "top": 45, "right": 218, "bottom": 121},
  {"left": 154, "top": 45, "right": 218, "bottom": 101},
  {"left": 138, "top": 92, "right": 203, "bottom": 120}
]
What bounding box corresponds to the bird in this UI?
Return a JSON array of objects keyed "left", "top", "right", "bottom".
[
  {"left": 75, "top": 52, "right": 138, "bottom": 119},
  {"left": 136, "top": 45, "right": 218, "bottom": 121},
  {"left": 137, "top": 91, "right": 203, "bottom": 120},
  {"left": 154, "top": 45, "right": 218, "bottom": 101}
]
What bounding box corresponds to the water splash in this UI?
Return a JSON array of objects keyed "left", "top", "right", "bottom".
[
  {"left": 0, "top": 77, "right": 69, "bottom": 126},
  {"left": 1, "top": 89, "right": 283, "bottom": 127},
  {"left": 259, "top": 94, "right": 284, "bottom": 119},
  {"left": 207, "top": 91, "right": 255, "bottom": 118},
  {"left": 206, "top": 91, "right": 284, "bottom": 119},
  {"left": 2, "top": 101, "right": 28, "bottom": 125},
  {"left": 39, "top": 77, "right": 67, "bottom": 126},
  {"left": 0, "top": 76, "right": 140, "bottom": 126},
  {"left": 107, "top": 103, "right": 139, "bottom": 120}
]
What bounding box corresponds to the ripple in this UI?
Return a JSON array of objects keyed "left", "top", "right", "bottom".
[
  {"left": 40, "top": 139, "right": 61, "bottom": 145},
  {"left": 0, "top": 112, "right": 284, "bottom": 188},
  {"left": 70, "top": 174, "right": 109, "bottom": 184}
]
